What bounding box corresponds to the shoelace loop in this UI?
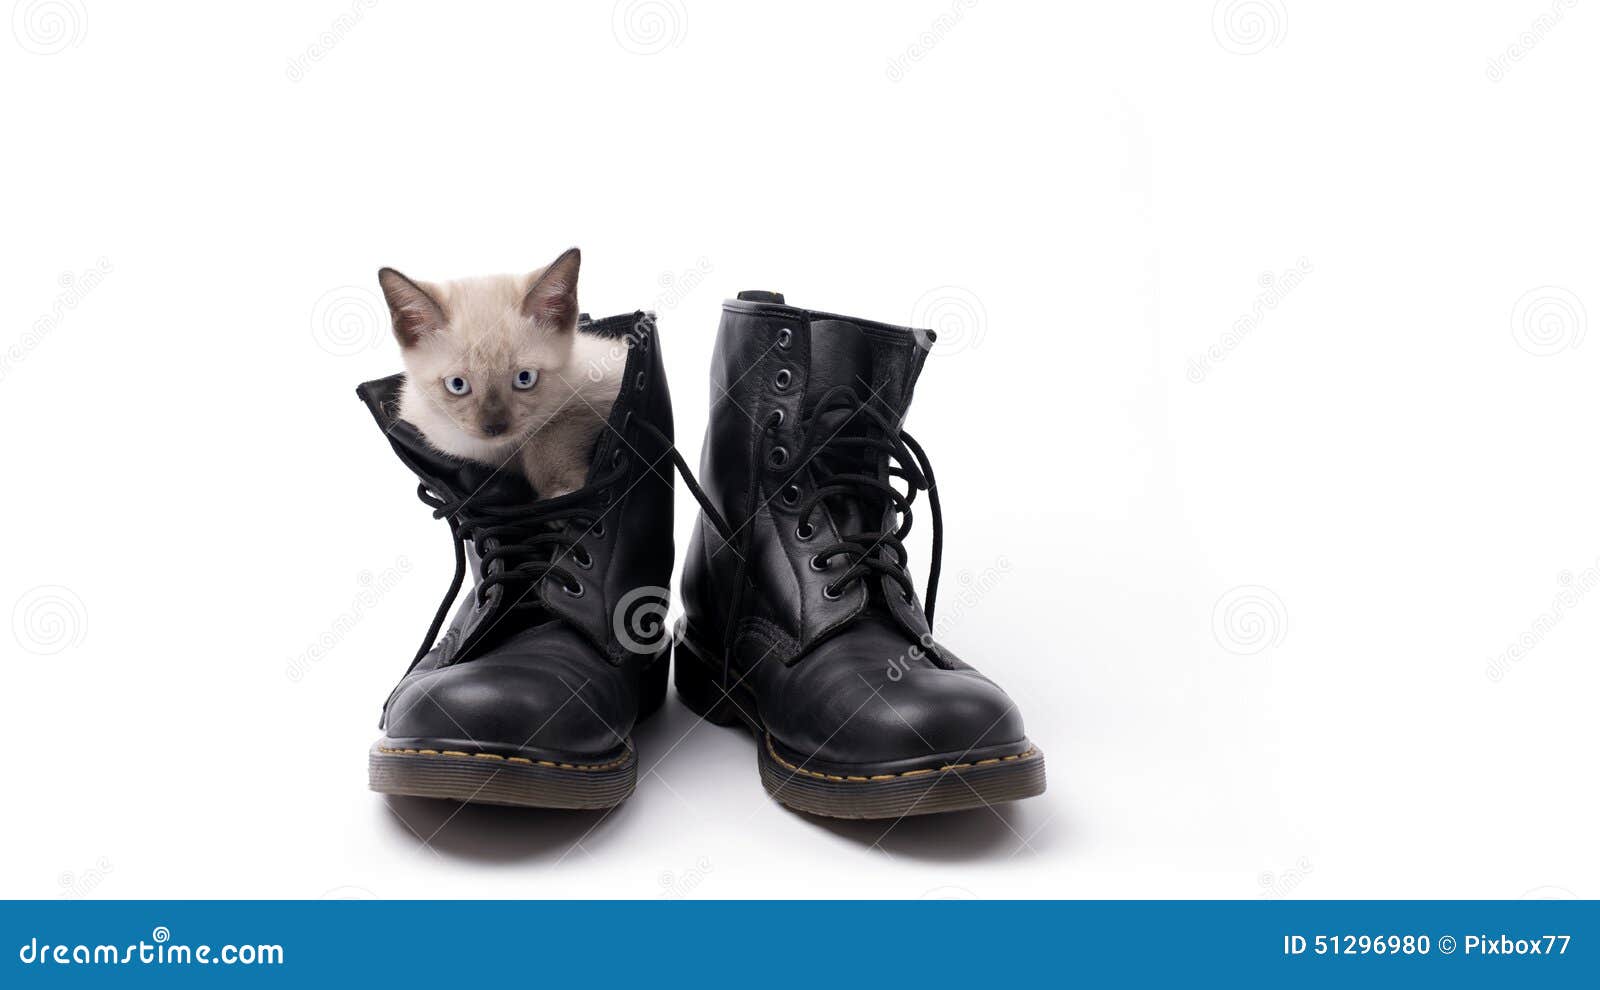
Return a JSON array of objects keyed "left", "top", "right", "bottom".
[
  {"left": 779, "top": 385, "right": 944, "bottom": 623},
  {"left": 407, "top": 418, "right": 733, "bottom": 670},
  {"left": 408, "top": 459, "right": 625, "bottom": 667}
]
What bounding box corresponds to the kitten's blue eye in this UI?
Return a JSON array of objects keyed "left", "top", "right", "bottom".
[
  {"left": 444, "top": 376, "right": 471, "bottom": 396},
  {"left": 513, "top": 369, "right": 538, "bottom": 391}
]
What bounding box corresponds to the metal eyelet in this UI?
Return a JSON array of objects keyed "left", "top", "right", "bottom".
[
  {"left": 776, "top": 327, "right": 792, "bottom": 349},
  {"left": 768, "top": 446, "right": 789, "bottom": 468},
  {"left": 809, "top": 554, "right": 828, "bottom": 572},
  {"left": 774, "top": 368, "right": 792, "bottom": 391},
  {"left": 635, "top": 371, "right": 647, "bottom": 391},
  {"left": 821, "top": 583, "right": 842, "bottom": 601},
  {"left": 781, "top": 485, "right": 800, "bottom": 506},
  {"left": 573, "top": 548, "right": 593, "bottom": 569},
  {"left": 592, "top": 520, "right": 606, "bottom": 538},
  {"left": 765, "top": 408, "right": 785, "bottom": 429},
  {"left": 611, "top": 448, "right": 627, "bottom": 469},
  {"left": 795, "top": 522, "right": 814, "bottom": 541},
  {"left": 564, "top": 580, "right": 585, "bottom": 598}
]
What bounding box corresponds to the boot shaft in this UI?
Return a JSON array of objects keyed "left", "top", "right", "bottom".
[
  {"left": 359, "top": 311, "right": 675, "bottom": 672},
  {"left": 682, "top": 293, "right": 937, "bottom": 668}
]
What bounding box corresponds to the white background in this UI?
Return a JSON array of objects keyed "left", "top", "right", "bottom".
[{"left": 2, "top": 2, "right": 1596, "bottom": 900}]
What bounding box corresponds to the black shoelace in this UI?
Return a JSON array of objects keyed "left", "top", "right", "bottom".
[
  {"left": 778, "top": 385, "right": 944, "bottom": 623},
  {"left": 409, "top": 417, "right": 733, "bottom": 669}
]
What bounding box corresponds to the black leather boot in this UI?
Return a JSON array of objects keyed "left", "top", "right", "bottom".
[
  {"left": 359, "top": 312, "right": 689, "bottom": 810},
  {"left": 676, "top": 292, "right": 1046, "bottom": 819}
]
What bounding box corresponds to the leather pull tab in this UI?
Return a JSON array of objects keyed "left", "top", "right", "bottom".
[{"left": 736, "top": 290, "right": 785, "bottom": 304}]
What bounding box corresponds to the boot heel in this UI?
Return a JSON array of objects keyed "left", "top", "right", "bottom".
[
  {"left": 673, "top": 637, "right": 743, "bottom": 727},
  {"left": 635, "top": 644, "right": 671, "bottom": 722}
]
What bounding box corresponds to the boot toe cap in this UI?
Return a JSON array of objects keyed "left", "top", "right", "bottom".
[
  {"left": 384, "top": 655, "right": 629, "bottom": 760},
  {"left": 776, "top": 662, "right": 1029, "bottom": 769}
]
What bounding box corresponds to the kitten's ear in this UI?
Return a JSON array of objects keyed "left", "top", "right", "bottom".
[
  {"left": 521, "top": 248, "right": 581, "bottom": 331},
  {"left": 377, "top": 268, "right": 447, "bottom": 348}
]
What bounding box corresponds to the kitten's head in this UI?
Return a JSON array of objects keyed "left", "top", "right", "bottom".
[{"left": 378, "top": 248, "right": 581, "bottom": 461}]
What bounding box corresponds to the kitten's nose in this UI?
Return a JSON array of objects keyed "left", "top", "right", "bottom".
[{"left": 482, "top": 421, "right": 509, "bottom": 437}]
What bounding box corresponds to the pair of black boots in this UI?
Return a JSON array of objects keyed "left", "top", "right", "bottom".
[{"left": 359, "top": 292, "right": 1044, "bottom": 820}]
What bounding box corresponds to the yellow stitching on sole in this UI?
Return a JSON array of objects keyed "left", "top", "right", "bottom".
[
  {"left": 377, "top": 747, "right": 632, "bottom": 772},
  {"left": 763, "top": 735, "right": 1038, "bottom": 783}
]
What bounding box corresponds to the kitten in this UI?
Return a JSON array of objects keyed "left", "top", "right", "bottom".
[{"left": 377, "top": 248, "right": 622, "bottom": 498}]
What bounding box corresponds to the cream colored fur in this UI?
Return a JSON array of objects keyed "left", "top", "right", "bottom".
[{"left": 379, "top": 251, "right": 622, "bottom": 497}]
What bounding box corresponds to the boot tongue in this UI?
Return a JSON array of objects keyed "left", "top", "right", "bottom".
[
  {"left": 803, "top": 318, "right": 927, "bottom": 421},
  {"left": 800, "top": 320, "right": 916, "bottom": 569},
  {"left": 803, "top": 322, "right": 880, "bottom": 515},
  {"left": 805, "top": 319, "right": 878, "bottom": 410}
]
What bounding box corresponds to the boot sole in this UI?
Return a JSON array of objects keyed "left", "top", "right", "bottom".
[
  {"left": 368, "top": 742, "right": 637, "bottom": 810},
  {"left": 367, "top": 643, "right": 668, "bottom": 811},
  {"left": 674, "top": 625, "right": 1046, "bottom": 820}
]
